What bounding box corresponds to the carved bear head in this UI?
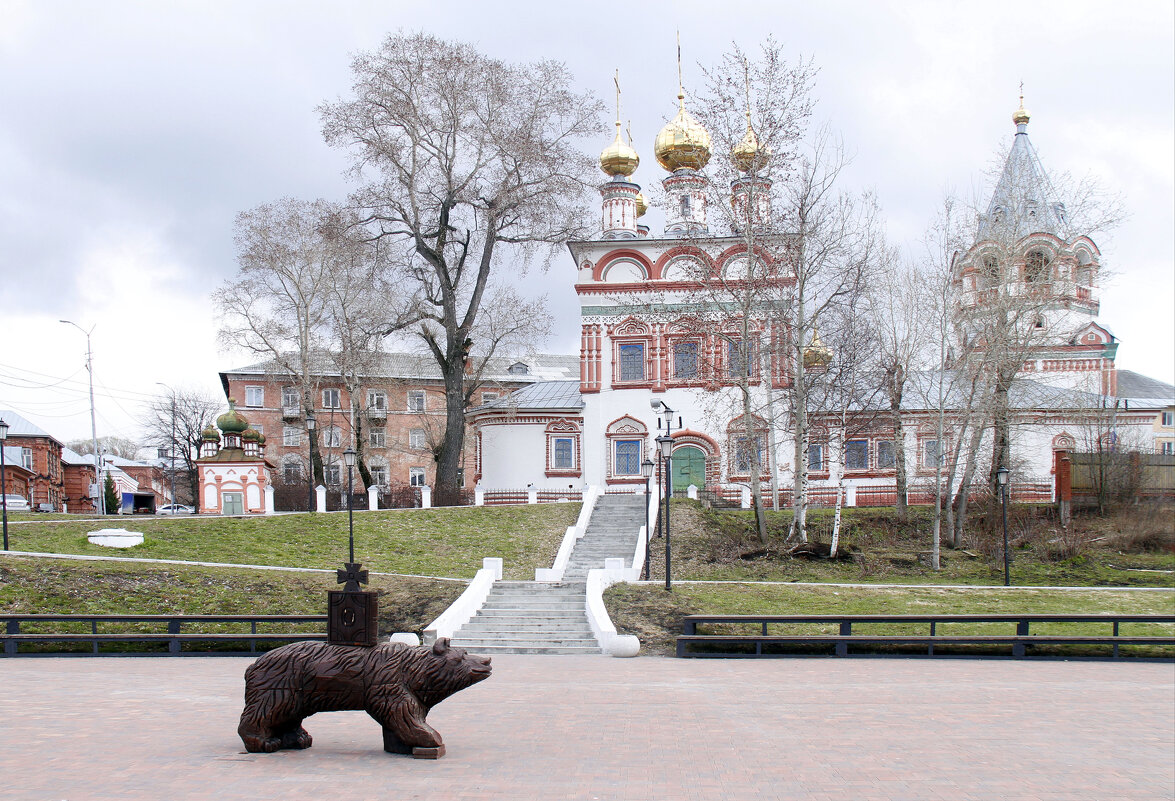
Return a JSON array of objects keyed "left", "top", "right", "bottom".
[{"left": 411, "top": 638, "right": 492, "bottom": 707}]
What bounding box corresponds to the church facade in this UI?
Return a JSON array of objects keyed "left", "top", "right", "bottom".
[{"left": 470, "top": 93, "right": 1174, "bottom": 504}]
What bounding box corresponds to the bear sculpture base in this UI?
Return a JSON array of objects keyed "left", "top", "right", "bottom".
[{"left": 238, "top": 638, "right": 490, "bottom": 757}]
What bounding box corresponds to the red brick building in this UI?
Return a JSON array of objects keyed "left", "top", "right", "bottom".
[
  {"left": 2, "top": 445, "right": 35, "bottom": 502},
  {"left": 60, "top": 447, "right": 98, "bottom": 513},
  {"left": 218, "top": 353, "right": 576, "bottom": 505},
  {"left": 0, "top": 410, "right": 65, "bottom": 511}
]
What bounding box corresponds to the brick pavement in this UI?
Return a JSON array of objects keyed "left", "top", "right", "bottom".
[{"left": 0, "top": 655, "right": 1171, "bottom": 800}]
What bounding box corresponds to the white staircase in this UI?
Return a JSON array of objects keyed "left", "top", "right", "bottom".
[{"left": 448, "top": 494, "right": 646, "bottom": 655}]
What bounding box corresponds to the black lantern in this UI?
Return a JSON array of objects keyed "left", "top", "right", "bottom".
[{"left": 996, "top": 466, "right": 1011, "bottom": 586}]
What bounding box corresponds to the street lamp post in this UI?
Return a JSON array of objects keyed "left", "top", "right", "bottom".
[
  {"left": 997, "top": 465, "right": 1011, "bottom": 586},
  {"left": 305, "top": 412, "right": 317, "bottom": 514},
  {"left": 656, "top": 434, "right": 674, "bottom": 591},
  {"left": 344, "top": 447, "right": 356, "bottom": 564},
  {"left": 156, "top": 383, "right": 177, "bottom": 511},
  {"left": 60, "top": 320, "right": 104, "bottom": 515},
  {"left": 1, "top": 417, "right": 10, "bottom": 550},
  {"left": 641, "top": 457, "right": 654, "bottom": 580}
]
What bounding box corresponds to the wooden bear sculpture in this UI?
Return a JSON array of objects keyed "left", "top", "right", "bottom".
[{"left": 238, "top": 637, "right": 492, "bottom": 758}]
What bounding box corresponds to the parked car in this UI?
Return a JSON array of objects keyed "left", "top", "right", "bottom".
[
  {"left": 2, "top": 494, "right": 31, "bottom": 512},
  {"left": 156, "top": 504, "right": 194, "bottom": 516}
]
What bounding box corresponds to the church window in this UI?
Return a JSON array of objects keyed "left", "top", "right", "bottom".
[
  {"left": 877, "top": 441, "right": 896, "bottom": 469},
  {"left": 845, "top": 439, "right": 868, "bottom": 471},
  {"left": 680, "top": 194, "right": 691, "bottom": 218},
  {"left": 553, "top": 438, "right": 574, "bottom": 469},
  {"left": 614, "top": 440, "right": 642, "bottom": 475},
  {"left": 1024, "top": 251, "right": 1049, "bottom": 283},
  {"left": 618, "top": 343, "right": 645, "bottom": 382},
  {"left": 244, "top": 386, "right": 264, "bottom": 407},
  {"left": 732, "top": 435, "right": 764, "bottom": 473},
  {"left": 808, "top": 443, "right": 825, "bottom": 473},
  {"left": 922, "top": 439, "right": 944, "bottom": 469},
  {"left": 673, "top": 341, "right": 699, "bottom": 379},
  {"left": 981, "top": 255, "right": 1000, "bottom": 288},
  {"left": 727, "top": 340, "right": 756, "bottom": 377}
]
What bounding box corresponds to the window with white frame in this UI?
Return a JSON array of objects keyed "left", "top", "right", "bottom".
[
  {"left": 407, "top": 390, "right": 426, "bottom": 412},
  {"left": 845, "top": 439, "right": 869, "bottom": 471},
  {"left": 922, "top": 439, "right": 944, "bottom": 469},
  {"left": 552, "top": 438, "right": 574, "bottom": 470},
  {"left": 1162, "top": 411, "right": 1174, "bottom": 427},
  {"left": 283, "top": 426, "right": 301, "bottom": 447},
  {"left": 409, "top": 467, "right": 426, "bottom": 487},
  {"left": 367, "top": 390, "right": 387, "bottom": 411},
  {"left": 323, "top": 426, "right": 342, "bottom": 448},
  {"left": 281, "top": 386, "right": 299, "bottom": 408},
  {"left": 877, "top": 440, "right": 896, "bottom": 469},
  {"left": 369, "top": 428, "right": 386, "bottom": 448},
  {"left": 282, "top": 459, "right": 302, "bottom": 483},
  {"left": 1159, "top": 441, "right": 1173, "bottom": 455},
  {"left": 808, "top": 443, "right": 825, "bottom": 473},
  {"left": 370, "top": 465, "right": 388, "bottom": 487},
  {"left": 613, "top": 439, "right": 642, "bottom": 475},
  {"left": 617, "top": 343, "right": 645, "bottom": 382},
  {"left": 244, "top": 386, "right": 264, "bottom": 407},
  {"left": 673, "top": 341, "right": 699, "bottom": 379},
  {"left": 324, "top": 461, "right": 341, "bottom": 485},
  {"left": 409, "top": 429, "right": 427, "bottom": 450},
  {"left": 22, "top": 448, "right": 33, "bottom": 470},
  {"left": 322, "top": 388, "right": 341, "bottom": 408}
]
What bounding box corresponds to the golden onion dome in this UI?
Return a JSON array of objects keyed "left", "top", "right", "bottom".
[
  {"left": 1012, "top": 93, "right": 1030, "bottom": 126},
  {"left": 635, "top": 191, "right": 648, "bottom": 217},
  {"left": 216, "top": 399, "right": 250, "bottom": 434},
  {"left": 654, "top": 95, "right": 712, "bottom": 172},
  {"left": 802, "top": 330, "right": 833, "bottom": 369},
  {"left": 732, "top": 116, "right": 771, "bottom": 173},
  {"left": 600, "top": 122, "right": 640, "bottom": 177}
]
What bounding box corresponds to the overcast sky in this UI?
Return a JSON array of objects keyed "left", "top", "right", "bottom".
[{"left": 1, "top": 0, "right": 1171, "bottom": 445}]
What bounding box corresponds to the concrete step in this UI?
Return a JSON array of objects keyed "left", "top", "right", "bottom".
[
  {"left": 460, "top": 623, "right": 594, "bottom": 635},
  {"left": 451, "top": 636, "right": 599, "bottom": 648},
  {"left": 471, "top": 608, "right": 587, "bottom": 618},
  {"left": 452, "top": 644, "right": 603, "bottom": 655}
]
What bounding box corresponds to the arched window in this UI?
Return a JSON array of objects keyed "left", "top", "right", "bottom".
[
  {"left": 1025, "top": 250, "right": 1049, "bottom": 283},
  {"left": 980, "top": 254, "right": 1000, "bottom": 288}
]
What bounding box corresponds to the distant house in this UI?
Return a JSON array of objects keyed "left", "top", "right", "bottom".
[
  {"left": 2, "top": 445, "right": 35, "bottom": 503},
  {"left": 0, "top": 410, "right": 65, "bottom": 511},
  {"left": 60, "top": 447, "right": 98, "bottom": 513}
]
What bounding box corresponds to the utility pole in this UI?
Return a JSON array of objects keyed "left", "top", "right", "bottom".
[
  {"left": 61, "top": 320, "right": 104, "bottom": 515},
  {"left": 157, "top": 382, "right": 178, "bottom": 508}
]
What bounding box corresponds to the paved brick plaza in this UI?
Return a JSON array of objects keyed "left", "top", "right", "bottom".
[{"left": 1, "top": 655, "right": 1171, "bottom": 800}]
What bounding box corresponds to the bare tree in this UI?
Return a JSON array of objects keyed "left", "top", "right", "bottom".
[
  {"left": 142, "top": 388, "right": 221, "bottom": 510},
  {"left": 319, "top": 33, "right": 604, "bottom": 505},
  {"left": 66, "top": 436, "right": 141, "bottom": 460},
  {"left": 215, "top": 197, "right": 339, "bottom": 488}
]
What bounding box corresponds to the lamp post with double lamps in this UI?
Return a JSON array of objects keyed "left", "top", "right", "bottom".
[
  {"left": 996, "top": 466, "right": 1011, "bottom": 586},
  {"left": 651, "top": 399, "right": 681, "bottom": 591},
  {"left": 1, "top": 417, "right": 10, "bottom": 550},
  {"left": 305, "top": 412, "right": 317, "bottom": 513},
  {"left": 641, "top": 457, "right": 654, "bottom": 580}
]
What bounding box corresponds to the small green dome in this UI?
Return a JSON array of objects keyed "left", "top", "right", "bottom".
[
  {"left": 201, "top": 425, "right": 221, "bottom": 442},
  {"left": 241, "top": 428, "right": 261, "bottom": 443},
  {"left": 216, "top": 399, "right": 250, "bottom": 434}
]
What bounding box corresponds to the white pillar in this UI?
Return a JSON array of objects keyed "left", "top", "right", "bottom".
[
  {"left": 483, "top": 557, "right": 503, "bottom": 580},
  {"left": 527, "top": 487, "right": 538, "bottom": 504},
  {"left": 475, "top": 486, "right": 485, "bottom": 506},
  {"left": 741, "top": 485, "right": 751, "bottom": 509},
  {"left": 420, "top": 485, "right": 432, "bottom": 509},
  {"left": 687, "top": 484, "right": 698, "bottom": 500},
  {"left": 315, "top": 484, "right": 327, "bottom": 514},
  {"left": 264, "top": 485, "right": 275, "bottom": 515},
  {"left": 846, "top": 484, "right": 857, "bottom": 508},
  {"left": 367, "top": 485, "right": 379, "bottom": 511}
]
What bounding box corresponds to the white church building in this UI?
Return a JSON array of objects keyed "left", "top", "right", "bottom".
[{"left": 471, "top": 91, "right": 1174, "bottom": 504}]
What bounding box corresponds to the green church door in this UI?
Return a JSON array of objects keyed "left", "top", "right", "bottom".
[
  {"left": 222, "top": 492, "right": 244, "bottom": 516},
  {"left": 672, "top": 446, "right": 707, "bottom": 495}
]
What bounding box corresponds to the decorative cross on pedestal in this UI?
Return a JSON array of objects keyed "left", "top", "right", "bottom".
[{"left": 337, "top": 562, "right": 369, "bottom": 592}]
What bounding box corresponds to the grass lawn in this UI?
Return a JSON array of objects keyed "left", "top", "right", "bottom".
[
  {"left": 605, "top": 582, "right": 1175, "bottom": 656},
  {"left": 643, "top": 501, "right": 1175, "bottom": 587},
  {"left": 1, "top": 503, "right": 580, "bottom": 580},
  {"left": 0, "top": 556, "right": 465, "bottom": 651}
]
